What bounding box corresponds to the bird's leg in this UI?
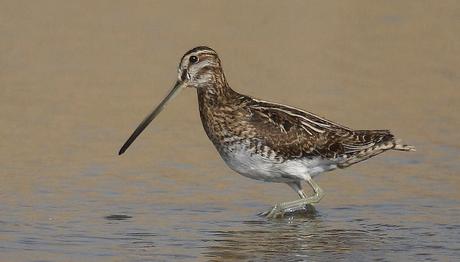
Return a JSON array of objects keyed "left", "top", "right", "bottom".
[
  {"left": 280, "top": 177, "right": 324, "bottom": 211},
  {"left": 288, "top": 181, "right": 307, "bottom": 199},
  {"left": 262, "top": 177, "right": 324, "bottom": 218}
]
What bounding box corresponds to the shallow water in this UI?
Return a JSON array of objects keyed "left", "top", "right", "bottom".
[{"left": 1, "top": 1, "right": 459, "bottom": 261}]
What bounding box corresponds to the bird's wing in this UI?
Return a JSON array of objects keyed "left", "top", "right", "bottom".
[{"left": 246, "top": 98, "right": 395, "bottom": 160}]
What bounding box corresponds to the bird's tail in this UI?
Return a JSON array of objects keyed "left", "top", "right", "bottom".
[{"left": 393, "top": 139, "right": 416, "bottom": 152}]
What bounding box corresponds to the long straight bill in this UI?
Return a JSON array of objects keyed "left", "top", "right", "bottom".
[{"left": 118, "top": 80, "right": 184, "bottom": 155}]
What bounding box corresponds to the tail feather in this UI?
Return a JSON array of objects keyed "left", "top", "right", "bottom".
[
  {"left": 337, "top": 137, "right": 415, "bottom": 168},
  {"left": 393, "top": 139, "right": 416, "bottom": 152}
]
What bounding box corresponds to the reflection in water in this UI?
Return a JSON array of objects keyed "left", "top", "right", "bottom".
[{"left": 203, "top": 215, "right": 382, "bottom": 260}]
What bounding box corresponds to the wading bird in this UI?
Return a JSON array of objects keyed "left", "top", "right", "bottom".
[{"left": 119, "top": 46, "right": 415, "bottom": 218}]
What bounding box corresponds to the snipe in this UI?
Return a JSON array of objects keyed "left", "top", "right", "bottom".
[{"left": 119, "top": 46, "right": 415, "bottom": 218}]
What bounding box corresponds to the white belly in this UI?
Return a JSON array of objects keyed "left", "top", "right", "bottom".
[{"left": 219, "top": 145, "right": 338, "bottom": 183}]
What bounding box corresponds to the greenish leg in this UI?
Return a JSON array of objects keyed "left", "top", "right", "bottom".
[{"left": 262, "top": 177, "right": 324, "bottom": 218}]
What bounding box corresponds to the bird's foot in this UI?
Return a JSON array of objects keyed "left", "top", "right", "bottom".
[
  {"left": 258, "top": 204, "right": 286, "bottom": 219},
  {"left": 259, "top": 203, "right": 316, "bottom": 219}
]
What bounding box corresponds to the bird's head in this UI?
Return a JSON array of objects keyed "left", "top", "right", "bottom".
[
  {"left": 177, "top": 46, "right": 224, "bottom": 89},
  {"left": 118, "top": 46, "right": 226, "bottom": 155}
]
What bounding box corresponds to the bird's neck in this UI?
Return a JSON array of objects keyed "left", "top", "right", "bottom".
[
  {"left": 196, "top": 69, "right": 239, "bottom": 106},
  {"left": 196, "top": 74, "right": 244, "bottom": 149}
]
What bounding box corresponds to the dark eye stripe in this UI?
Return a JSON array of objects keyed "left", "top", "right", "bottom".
[{"left": 181, "top": 69, "right": 188, "bottom": 81}]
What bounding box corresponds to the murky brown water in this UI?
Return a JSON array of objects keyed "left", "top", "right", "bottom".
[{"left": 1, "top": 1, "right": 459, "bottom": 261}]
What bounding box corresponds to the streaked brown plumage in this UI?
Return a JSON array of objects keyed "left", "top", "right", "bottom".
[{"left": 119, "top": 46, "right": 415, "bottom": 218}]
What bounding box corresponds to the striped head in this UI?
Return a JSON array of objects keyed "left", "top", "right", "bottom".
[{"left": 178, "top": 46, "right": 226, "bottom": 89}]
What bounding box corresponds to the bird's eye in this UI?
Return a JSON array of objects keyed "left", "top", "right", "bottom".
[{"left": 189, "top": 55, "right": 198, "bottom": 64}]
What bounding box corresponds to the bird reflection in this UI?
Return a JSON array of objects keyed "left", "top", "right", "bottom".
[{"left": 203, "top": 211, "right": 380, "bottom": 260}]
